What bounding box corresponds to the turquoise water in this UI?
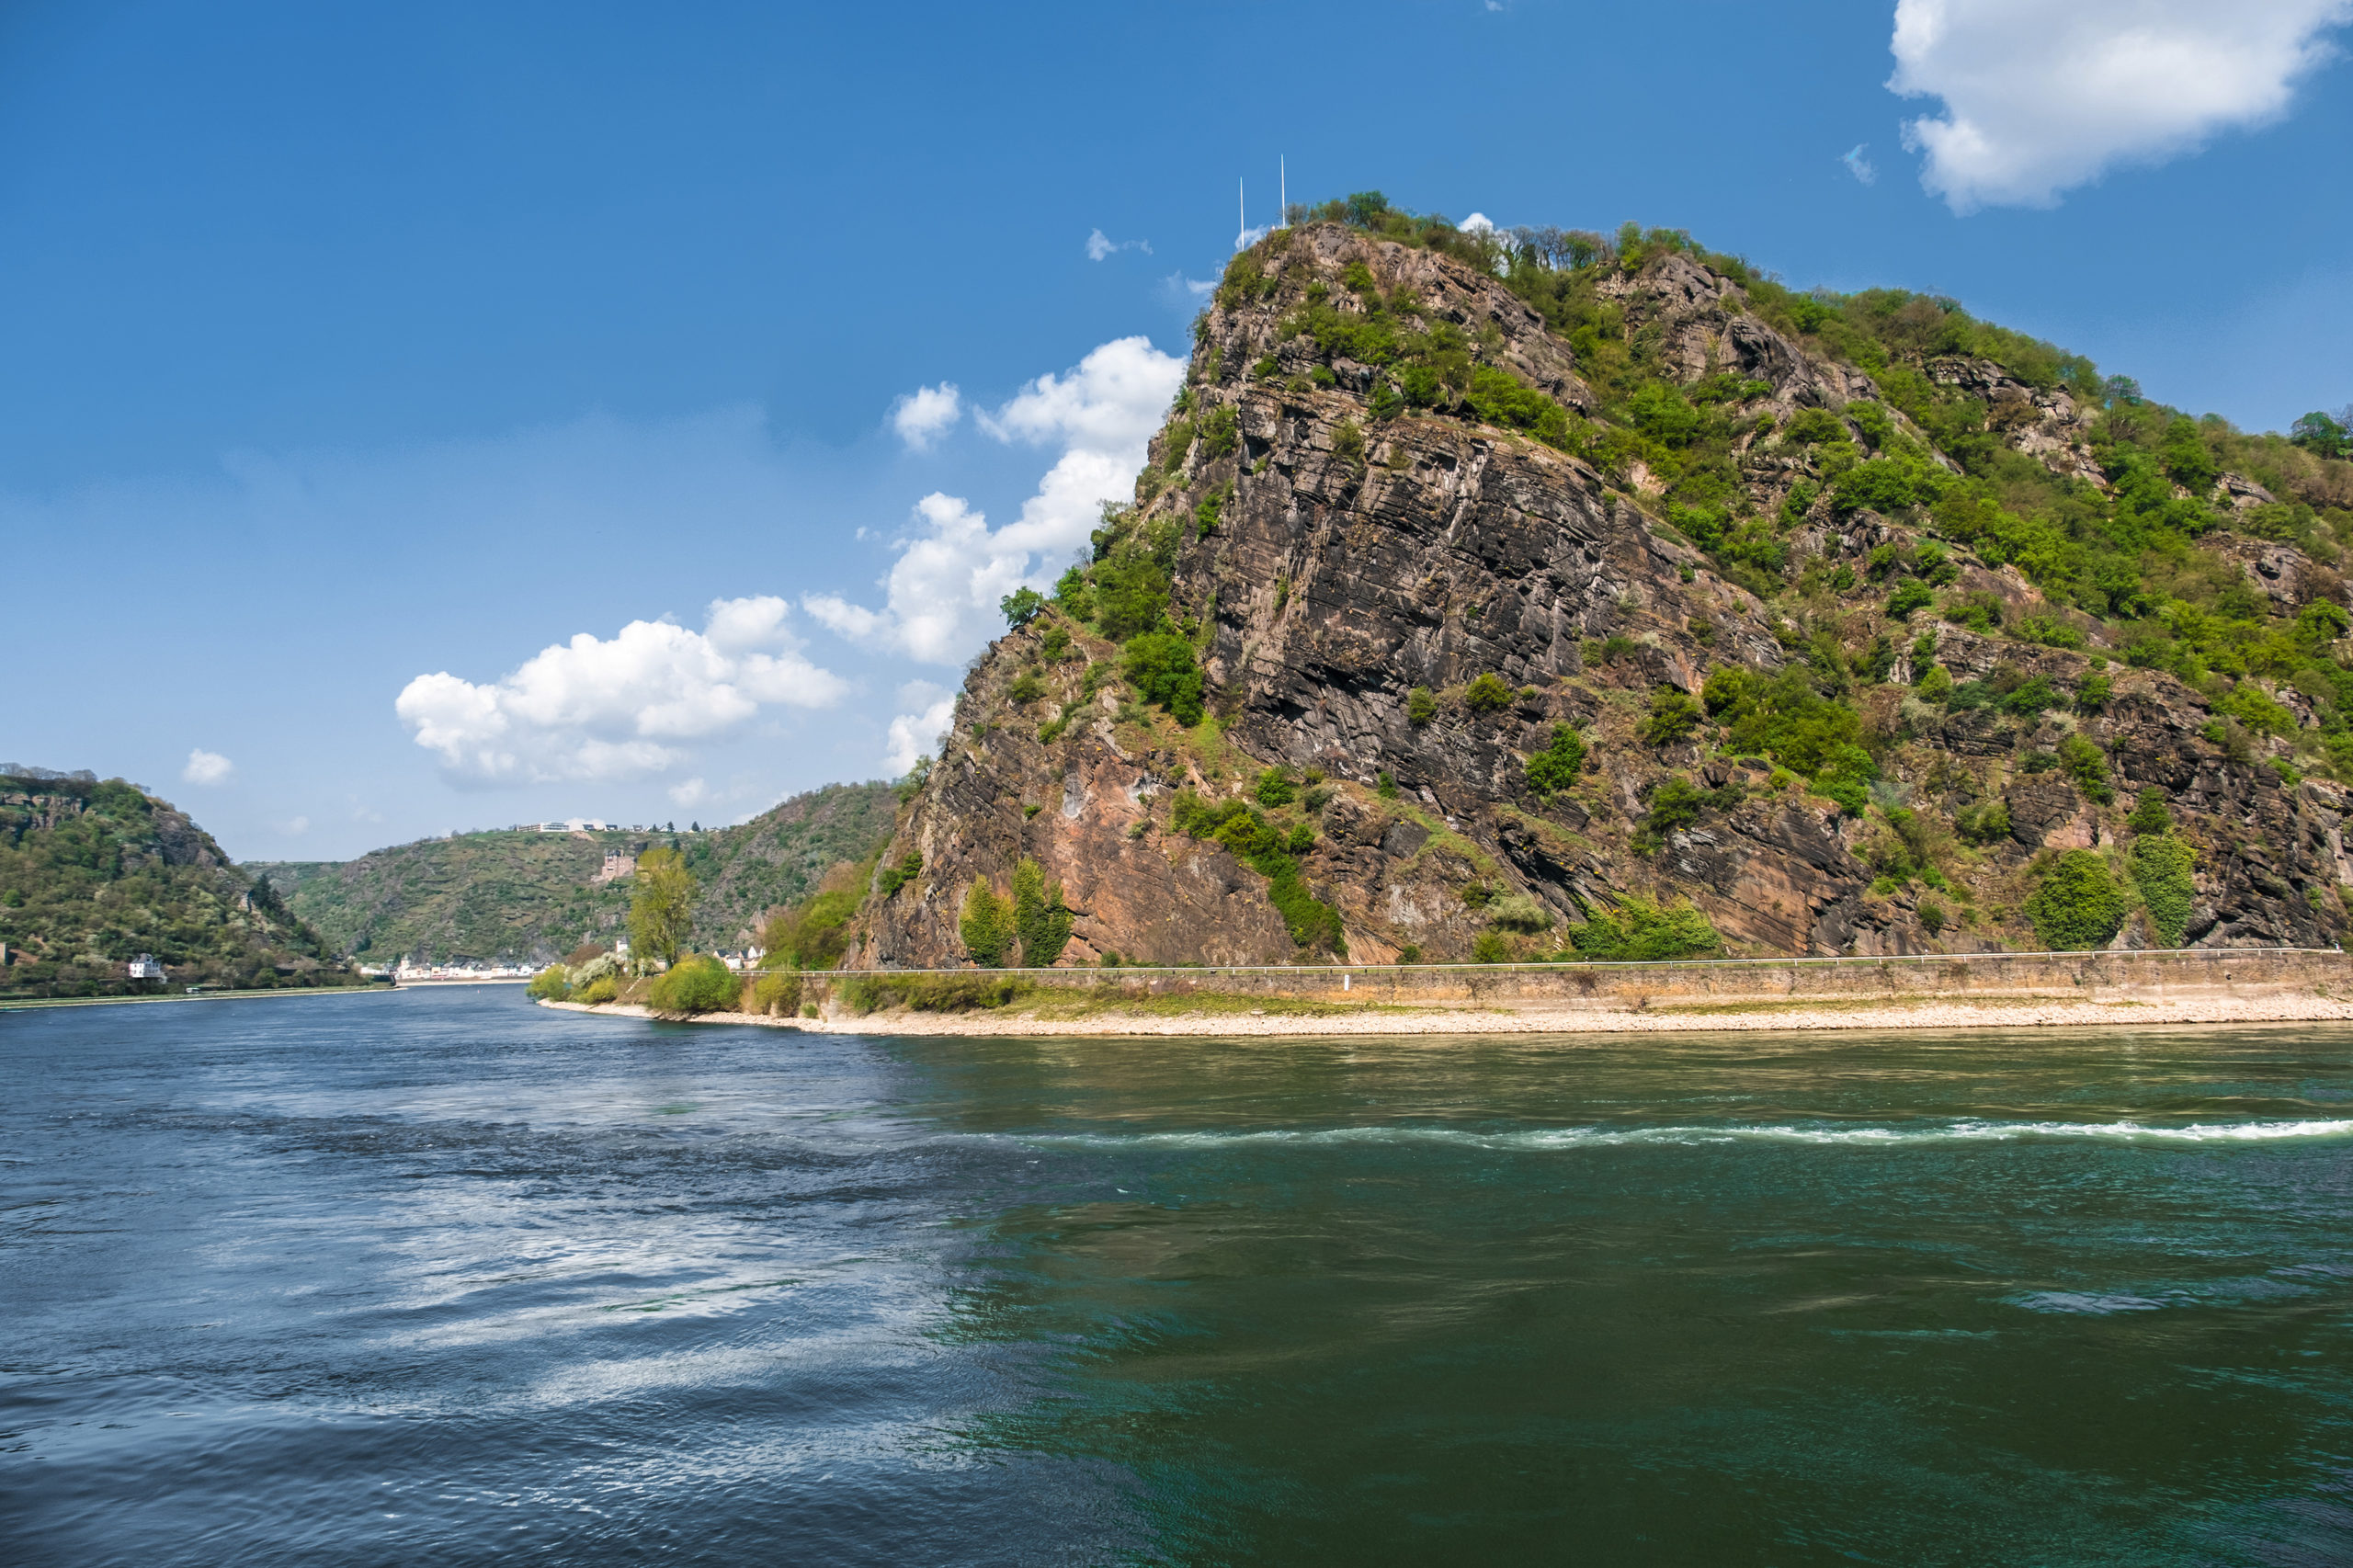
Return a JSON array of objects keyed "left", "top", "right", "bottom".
[{"left": 6, "top": 987, "right": 2353, "bottom": 1563}]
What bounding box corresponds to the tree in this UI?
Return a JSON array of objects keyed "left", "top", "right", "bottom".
[
  {"left": 2128, "top": 835, "right": 2197, "bottom": 948},
  {"left": 752, "top": 967, "right": 802, "bottom": 1017},
  {"left": 759, "top": 878, "right": 861, "bottom": 971},
  {"left": 649, "top": 954, "right": 737, "bottom": 1014},
  {"left": 1123, "top": 630, "right": 1204, "bottom": 724},
  {"left": 1525, "top": 723, "right": 1586, "bottom": 795},
  {"left": 1886, "top": 579, "right": 1934, "bottom": 619},
  {"left": 2056, "top": 733, "right": 2113, "bottom": 804},
  {"left": 629, "top": 846, "right": 697, "bottom": 969},
  {"left": 2025, "top": 850, "right": 2128, "bottom": 950},
  {"left": 1640, "top": 687, "right": 1705, "bottom": 745},
  {"left": 1096, "top": 558, "right": 1173, "bottom": 642},
  {"left": 2290, "top": 410, "right": 2349, "bottom": 460},
  {"left": 1012, "top": 858, "right": 1074, "bottom": 967},
  {"left": 1001, "top": 587, "right": 1046, "bottom": 628},
  {"left": 960, "top": 878, "right": 1015, "bottom": 968},
  {"left": 1053, "top": 565, "right": 1096, "bottom": 623}
]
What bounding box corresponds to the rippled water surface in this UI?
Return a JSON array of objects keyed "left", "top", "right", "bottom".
[{"left": 7, "top": 988, "right": 2353, "bottom": 1564}]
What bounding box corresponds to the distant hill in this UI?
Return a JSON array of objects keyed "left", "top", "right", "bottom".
[
  {"left": 670, "top": 782, "right": 900, "bottom": 949},
  {"left": 0, "top": 765, "right": 362, "bottom": 997},
  {"left": 252, "top": 780, "right": 897, "bottom": 964},
  {"left": 255, "top": 830, "right": 641, "bottom": 965}
]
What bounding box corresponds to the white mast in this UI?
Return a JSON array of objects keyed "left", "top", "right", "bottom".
[{"left": 1280, "top": 155, "right": 1286, "bottom": 224}]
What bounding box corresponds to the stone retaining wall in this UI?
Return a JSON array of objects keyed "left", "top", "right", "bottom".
[{"left": 800, "top": 948, "right": 2353, "bottom": 1015}]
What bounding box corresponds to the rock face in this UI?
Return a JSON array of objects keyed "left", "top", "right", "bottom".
[{"left": 850, "top": 225, "right": 2353, "bottom": 966}]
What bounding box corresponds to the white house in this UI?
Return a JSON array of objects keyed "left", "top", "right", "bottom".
[{"left": 127, "top": 954, "right": 166, "bottom": 980}]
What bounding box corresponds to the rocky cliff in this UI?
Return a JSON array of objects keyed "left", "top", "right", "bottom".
[{"left": 849, "top": 215, "right": 2353, "bottom": 966}]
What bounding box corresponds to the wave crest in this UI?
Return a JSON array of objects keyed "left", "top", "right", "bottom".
[{"left": 992, "top": 1119, "right": 2353, "bottom": 1153}]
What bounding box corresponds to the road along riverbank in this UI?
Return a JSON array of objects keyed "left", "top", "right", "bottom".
[{"left": 544, "top": 948, "right": 2353, "bottom": 1036}]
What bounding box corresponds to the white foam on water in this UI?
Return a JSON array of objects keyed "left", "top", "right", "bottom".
[{"left": 983, "top": 1118, "right": 2353, "bottom": 1153}]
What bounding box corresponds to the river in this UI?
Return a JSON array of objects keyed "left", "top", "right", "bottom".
[{"left": 6, "top": 986, "right": 2352, "bottom": 1564}]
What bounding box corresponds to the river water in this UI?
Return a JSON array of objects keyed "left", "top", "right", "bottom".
[{"left": 6, "top": 987, "right": 2353, "bottom": 1564}]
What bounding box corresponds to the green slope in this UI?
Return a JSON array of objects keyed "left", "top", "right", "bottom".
[
  {"left": 673, "top": 782, "right": 900, "bottom": 949},
  {"left": 252, "top": 780, "right": 897, "bottom": 964},
  {"left": 0, "top": 766, "right": 361, "bottom": 997},
  {"left": 253, "top": 830, "right": 640, "bottom": 964}
]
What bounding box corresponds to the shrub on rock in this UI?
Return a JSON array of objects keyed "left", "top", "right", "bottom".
[
  {"left": 2128, "top": 835, "right": 2198, "bottom": 948},
  {"left": 1568, "top": 895, "right": 1721, "bottom": 960},
  {"left": 2026, "top": 850, "right": 2129, "bottom": 950}
]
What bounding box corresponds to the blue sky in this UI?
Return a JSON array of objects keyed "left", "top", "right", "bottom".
[{"left": 7, "top": 0, "right": 2350, "bottom": 860}]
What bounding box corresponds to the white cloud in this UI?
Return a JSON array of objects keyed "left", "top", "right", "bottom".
[
  {"left": 891, "top": 382, "right": 962, "bottom": 450},
  {"left": 808, "top": 335, "right": 1185, "bottom": 665},
  {"left": 667, "top": 777, "right": 709, "bottom": 807},
  {"left": 804, "top": 492, "right": 1025, "bottom": 664},
  {"left": 281, "top": 815, "right": 311, "bottom": 836},
  {"left": 1086, "top": 229, "right": 1152, "bottom": 261},
  {"left": 1461, "top": 211, "right": 1496, "bottom": 233},
  {"left": 1235, "top": 222, "right": 1270, "bottom": 251},
  {"left": 1843, "top": 143, "right": 1878, "bottom": 185},
  {"left": 395, "top": 595, "right": 848, "bottom": 787},
  {"left": 884, "top": 680, "right": 957, "bottom": 774},
  {"left": 182, "top": 748, "right": 234, "bottom": 786},
  {"left": 1889, "top": 0, "right": 2353, "bottom": 210},
  {"left": 979, "top": 336, "right": 1183, "bottom": 456}
]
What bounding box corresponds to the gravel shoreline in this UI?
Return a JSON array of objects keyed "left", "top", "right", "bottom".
[{"left": 542, "top": 993, "right": 2353, "bottom": 1037}]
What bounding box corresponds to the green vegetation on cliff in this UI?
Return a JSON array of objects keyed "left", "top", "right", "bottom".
[
  {"left": 1292, "top": 193, "right": 2353, "bottom": 729},
  {"left": 790, "top": 190, "right": 2353, "bottom": 969},
  {"left": 1, "top": 766, "right": 358, "bottom": 996}
]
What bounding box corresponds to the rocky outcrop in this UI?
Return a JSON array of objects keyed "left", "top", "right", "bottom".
[
  {"left": 850, "top": 227, "right": 2353, "bottom": 967},
  {"left": 1928, "top": 356, "right": 2109, "bottom": 487},
  {"left": 2208, "top": 534, "right": 2350, "bottom": 613}
]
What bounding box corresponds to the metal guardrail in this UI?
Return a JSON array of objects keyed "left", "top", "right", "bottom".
[{"left": 740, "top": 946, "right": 2340, "bottom": 981}]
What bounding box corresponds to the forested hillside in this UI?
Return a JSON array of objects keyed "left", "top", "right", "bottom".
[
  {"left": 256, "top": 830, "right": 641, "bottom": 965},
  {"left": 669, "top": 782, "right": 899, "bottom": 948},
  {"left": 851, "top": 199, "right": 2353, "bottom": 966},
  {"left": 0, "top": 766, "right": 362, "bottom": 996},
  {"left": 254, "top": 781, "right": 895, "bottom": 964}
]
